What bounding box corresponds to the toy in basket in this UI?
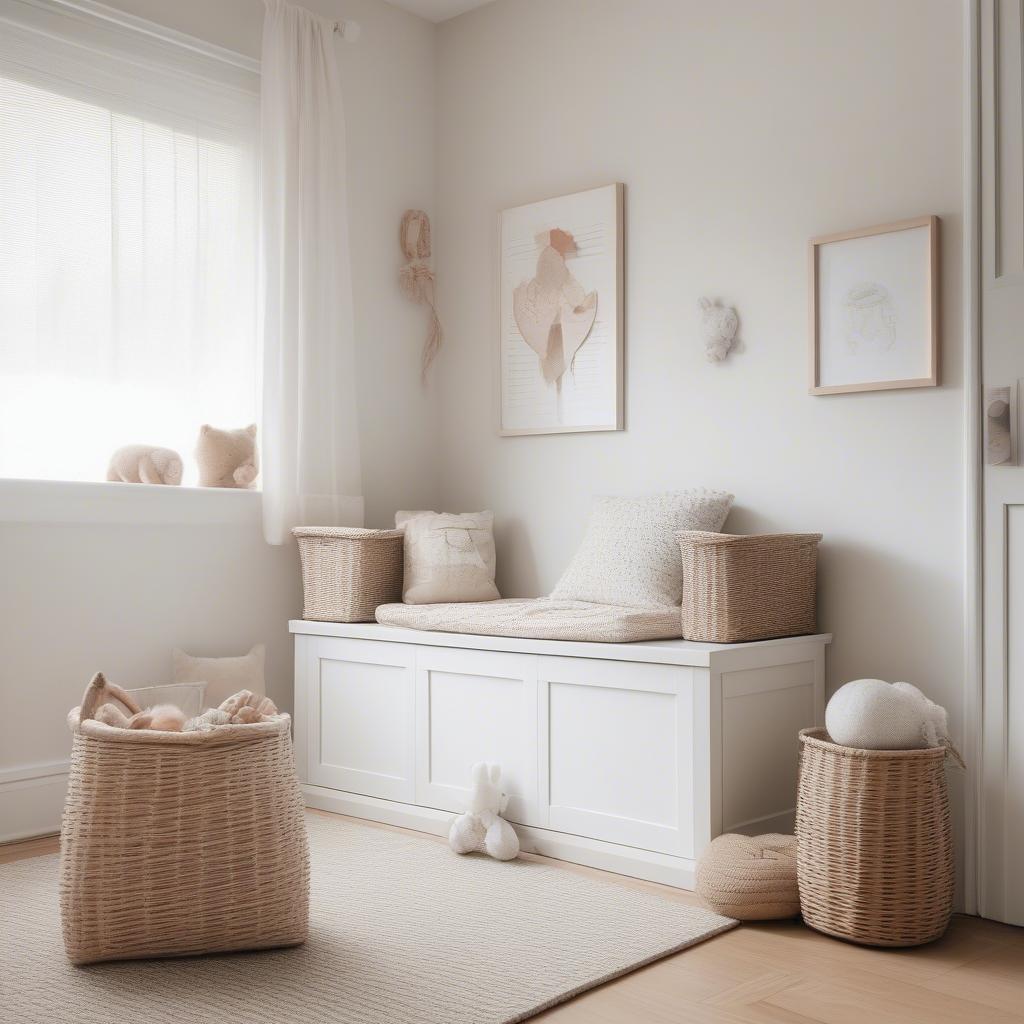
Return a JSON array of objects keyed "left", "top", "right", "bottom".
[{"left": 60, "top": 674, "right": 309, "bottom": 965}]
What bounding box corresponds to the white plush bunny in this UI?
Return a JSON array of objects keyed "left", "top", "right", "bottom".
[
  {"left": 448, "top": 762, "right": 520, "bottom": 862},
  {"left": 825, "top": 678, "right": 951, "bottom": 750}
]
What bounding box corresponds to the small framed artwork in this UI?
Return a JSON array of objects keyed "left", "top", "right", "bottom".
[
  {"left": 498, "top": 183, "right": 623, "bottom": 435},
  {"left": 808, "top": 215, "right": 939, "bottom": 395}
]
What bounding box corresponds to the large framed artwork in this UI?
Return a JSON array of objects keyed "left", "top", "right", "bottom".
[
  {"left": 498, "top": 183, "right": 623, "bottom": 435},
  {"left": 808, "top": 215, "right": 939, "bottom": 395}
]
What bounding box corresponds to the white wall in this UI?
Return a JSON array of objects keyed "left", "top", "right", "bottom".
[
  {"left": 435, "top": 0, "right": 964, "bottom": 723},
  {"left": 0, "top": 0, "right": 438, "bottom": 840}
]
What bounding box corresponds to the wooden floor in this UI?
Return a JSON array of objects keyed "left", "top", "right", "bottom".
[{"left": 5, "top": 814, "right": 1023, "bottom": 1024}]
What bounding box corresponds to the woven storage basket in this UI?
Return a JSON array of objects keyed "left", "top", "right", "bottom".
[
  {"left": 293, "top": 526, "right": 404, "bottom": 622},
  {"left": 60, "top": 701, "right": 309, "bottom": 965},
  {"left": 796, "top": 727, "right": 954, "bottom": 947},
  {"left": 677, "top": 531, "right": 822, "bottom": 642}
]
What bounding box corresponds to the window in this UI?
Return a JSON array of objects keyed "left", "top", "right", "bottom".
[{"left": 0, "top": 0, "right": 259, "bottom": 485}]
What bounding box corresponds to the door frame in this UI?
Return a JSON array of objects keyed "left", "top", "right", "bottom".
[{"left": 962, "top": 0, "right": 982, "bottom": 920}]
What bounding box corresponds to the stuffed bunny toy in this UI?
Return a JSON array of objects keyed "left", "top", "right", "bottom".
[
  {"left": 448, "top": 762, "right": 520, "bottom": 862},
  {"left": 825, "top": 678, "right": 951, "bottom": 751}
]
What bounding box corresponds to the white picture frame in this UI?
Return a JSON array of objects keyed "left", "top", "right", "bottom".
[
  {"left": 498, "top": 183, "right": 624, "bottom": 435},
  {"left": 808, "top": 215, "right": 939, "bottom": 395}
]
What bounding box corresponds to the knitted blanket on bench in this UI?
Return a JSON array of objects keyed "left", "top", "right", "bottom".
[{"left": 375, "top": 598, "right": 682, "bottom": 643}]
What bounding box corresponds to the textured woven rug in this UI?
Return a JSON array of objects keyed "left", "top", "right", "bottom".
[{"left": 0, "top": 812, "right": 734, "bottom": 1024}]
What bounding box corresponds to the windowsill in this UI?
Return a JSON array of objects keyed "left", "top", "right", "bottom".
[{"left": 0, "top": 477, "right": 261, "bottom": 527}]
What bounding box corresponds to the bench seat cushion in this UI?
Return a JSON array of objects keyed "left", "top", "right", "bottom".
[{"left": 375, "top": 598, "right": 682, "bottom": 643}]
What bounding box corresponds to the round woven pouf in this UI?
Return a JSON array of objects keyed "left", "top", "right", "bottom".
[{"left": 695, "top": 833, "right": 800, "bottom": 920}]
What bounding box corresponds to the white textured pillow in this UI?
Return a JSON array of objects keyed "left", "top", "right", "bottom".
[
  {"left": 396, "top": 510, "right": 500, "bottom": 604},
  {"left": 550, "top": 490, "right": 734, "bottom": 608},
  {"left": 172, "top": 644, "right": 265, "bottom": 708}
]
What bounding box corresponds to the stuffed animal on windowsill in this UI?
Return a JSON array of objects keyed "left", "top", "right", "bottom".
[
  {"left": 195, "top": 423, "right": 259, "bottom": 488},
  {"left": 448, "top": 762, "right": 520, "bottom": 862},
  {"left": 107, "top": 445, "right": 183, "bottom": 485}
]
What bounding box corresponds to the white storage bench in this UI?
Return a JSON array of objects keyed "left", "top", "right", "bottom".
[{"left": 290, "top": 621, "right": 830, "bottom": 889}]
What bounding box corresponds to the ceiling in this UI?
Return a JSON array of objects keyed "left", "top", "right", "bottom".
[{"left": 388, "top": 0, "right": 494, "bottom": 23}]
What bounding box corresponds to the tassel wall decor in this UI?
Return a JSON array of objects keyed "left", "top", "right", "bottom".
[{"left": 399, "top": 209, "right": 443, "bottom": 381}]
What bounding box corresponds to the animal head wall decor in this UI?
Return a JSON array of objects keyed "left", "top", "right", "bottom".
[
  {"left": 399, "top": 209, "right": 443, "bottom": 382},
  {"left": 699, "top": 297, "right": 740, "bottom": 362}
]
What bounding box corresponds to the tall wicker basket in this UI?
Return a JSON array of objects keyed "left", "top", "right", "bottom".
[
  {"left": 677, "top": 531, "right": 822, "bottom": 643},
  {"left": 60, "top": 703, "right": 310, "bottom": 965},
  {"left": 293, "top": 526, "right": 404, "bottom": 622},
  {"left": 796, "top": 728, "right": 954, "bottom": 947}
]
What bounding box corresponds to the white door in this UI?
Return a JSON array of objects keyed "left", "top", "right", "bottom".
[{"left": 980, "top": 0, "right": 1024, "bottom": 925}]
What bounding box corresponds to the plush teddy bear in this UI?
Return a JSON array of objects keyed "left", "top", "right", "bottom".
[
  {"left": 184, "top": 690, "right": 279, "bottom": 732},
  {"left": 107, "top": 445, "right": 183, "bottom": 485},
  {"left": 96, "top": 702, "right": 187, "bottom": 732},
  {"left": 825, "top": 678, "right": 951, "bottom": 750},
  {"left": 195, "top": 424, "right": 259, "bottom": 488},
  {"left": 448, "top": 762, "right": 520, "bottom": 861}
]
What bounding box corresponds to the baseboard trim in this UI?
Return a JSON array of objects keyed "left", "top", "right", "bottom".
[
  {"left": 0, "top": 766, "right": 69, "bottom": 843},
  {"left": 302, "top": 785, "right": 698, "bottom": 890}
]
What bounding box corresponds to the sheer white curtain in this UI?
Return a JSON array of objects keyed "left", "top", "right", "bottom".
[{"left": 260, "top": 0, "right": 363, "bottom": 544}]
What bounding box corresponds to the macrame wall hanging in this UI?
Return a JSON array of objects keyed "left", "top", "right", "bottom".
[{"left": 399, "top": 209, "right": 442, "bottom": 381}]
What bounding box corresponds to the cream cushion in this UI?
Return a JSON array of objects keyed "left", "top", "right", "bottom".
[
  {"left": 396, "top": 510, "right": 500, "bottom": 604},
  {"left": 376, "top": 598, "right": 682, "bottom": 643},
  {"left": 695, "top": 833, "right": 800, "bottom": 920},
  {"left": 551, "top": 490, "right": 734, "bottom": 609},
  {"left": 172, "top": 645, "right": 265, "bottom": 709}
]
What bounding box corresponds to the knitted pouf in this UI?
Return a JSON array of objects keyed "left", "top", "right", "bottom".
[{"left": 695, "top": 833, "right": 799, "bottom": 920}]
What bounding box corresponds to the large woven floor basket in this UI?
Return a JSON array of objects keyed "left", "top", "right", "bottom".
[
  {"left": 60, "top": 707, "right": 310, "bottom": 965},
  {"left": 796, "top": 728, "right": 954, "bottom": 947}
]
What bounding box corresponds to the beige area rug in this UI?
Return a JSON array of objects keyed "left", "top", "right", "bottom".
[{"left": 0, "top": 812, "right": 735, "bottom": 1024}]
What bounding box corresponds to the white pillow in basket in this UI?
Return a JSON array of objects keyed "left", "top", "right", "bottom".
[
  {"left": 550, "top": 490, "right": 734, "bottom": 609},
  {"left": 396, "top": 510, "right": 500, "bottom": 604},
  {"left": 172, "top": 644, "right": 265, "bottom": 709}
]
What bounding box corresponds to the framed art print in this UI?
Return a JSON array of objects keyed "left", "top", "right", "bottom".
[
  {"left": 498, "top": 183, "right": 623, "bottom": 435},
  {"left": 808, "top": 215, "right": 938, "bottom": 395}
]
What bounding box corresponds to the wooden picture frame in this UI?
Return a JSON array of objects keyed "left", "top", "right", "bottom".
[
  {"left": 808, "top": 215, "right": 939, "bottom": 395},
  {"left": 497, "top": 183, "right": 624, "bottom": 436}
]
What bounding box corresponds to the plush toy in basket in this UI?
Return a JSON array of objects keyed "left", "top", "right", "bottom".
[{"left": 60, "top": 673, "right": 309, "bottom": 965}]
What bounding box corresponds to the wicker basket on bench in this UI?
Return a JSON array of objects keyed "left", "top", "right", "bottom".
[
  {"left": 60, "top": 689, "right": 309, "bottom": 965},
  {"left": 293, "top": 526, "right": 404, "bottom": 622},
  {"left": 677, "top": 531, "right": 822, "bottom": 643}
]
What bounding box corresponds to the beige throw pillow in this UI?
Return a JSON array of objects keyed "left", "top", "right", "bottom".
[
  {"left": 172, "top": 644, "right": 265, "bottom": 708},
  {"left": 396, "top": 510, "right": 500, "bottom": 604},
  {"left": 550, "top": 490, "right": 734, "bottom": 609}
]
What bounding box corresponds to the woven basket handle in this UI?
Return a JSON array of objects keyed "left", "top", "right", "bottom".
[
  {"left": 943, "top": 741, "right": 966, "bottom": 769},
  {"left": 78, "top": 672, "right": 142, "bottom": 723}
]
